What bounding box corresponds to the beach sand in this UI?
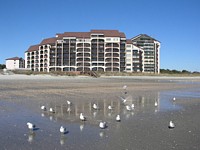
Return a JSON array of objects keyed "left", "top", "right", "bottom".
[{"left": 0, "top": 74, "right": 200, "bottom": 150}]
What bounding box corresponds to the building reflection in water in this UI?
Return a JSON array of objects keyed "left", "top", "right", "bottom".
[{"left": 40, "top": 92, "right": 161, "bottom": 122}]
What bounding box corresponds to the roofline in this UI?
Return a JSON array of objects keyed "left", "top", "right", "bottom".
[{"left": 131, "top": 34, "right": 160, "bottom": 43}]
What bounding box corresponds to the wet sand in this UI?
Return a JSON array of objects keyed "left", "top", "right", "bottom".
[{"left": 0, "top": 74, "right": 200, "bottom": 150}]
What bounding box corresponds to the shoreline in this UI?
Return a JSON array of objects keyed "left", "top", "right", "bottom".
[{"left": 1, "top": 73, "right": 200, "bottom": 80}]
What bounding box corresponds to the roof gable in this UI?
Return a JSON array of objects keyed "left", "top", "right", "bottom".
[
  {"left": 26, "top": 45, "right": 39, "bottom": 52},
  {"left": 6, "top": 57, "right": 22, "bottom": 60},
  {"left": 40, "top": 37, "right": 56, "bottom": 45},
  {"left": 131, "top": 34, "right": 160, "bottom": 42}
]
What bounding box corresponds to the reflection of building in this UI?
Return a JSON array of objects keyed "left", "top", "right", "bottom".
[
  {"left": 25, "top": 30, "right": 160, "bottom": 73},
  {"left": 5, "top": 57, "right": 25, "bottom": 70},
  {"left": 43, "top": 92, "right": 161, "bottom": 122}
]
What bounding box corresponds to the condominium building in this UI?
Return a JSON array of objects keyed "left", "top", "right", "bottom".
[
  {"left": 6, "top": 57, "right": 25, "bottom": 70},
  {"left": 125, "top": 40, "right": 144, "bottom": 72},
  {"left": 131, "top": 34, "right": 160, "bottom": 73},
  {"left": 25, "top": 30, "right": 160, "bottom": 73}
]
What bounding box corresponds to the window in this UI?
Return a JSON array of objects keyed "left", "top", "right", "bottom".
[
  {"left": 106, "top": 38, "right": 111, "bottom": 41},
  {"left": 126, "top": 59, "right": 131, "bottom": 62}
]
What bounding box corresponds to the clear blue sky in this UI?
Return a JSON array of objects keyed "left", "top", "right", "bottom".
[{"left": 0, "top": 0, "right": 199, "bottom": 71}]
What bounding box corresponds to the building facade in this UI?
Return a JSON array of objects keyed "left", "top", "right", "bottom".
[
  {"left": 125, "top": 40, "right": 144, "bottom": 72},
  {"left": 131, "top": 34, "right": 160, "bottom": 73},
  {"left": 25, "top": 30, "right": 160, "bottom": 73},
  {"left": 6, "top": 57, "right": 25, "bottom": 70}
]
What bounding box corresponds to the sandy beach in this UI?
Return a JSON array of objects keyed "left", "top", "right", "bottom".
[{"left": 0, "top": 74, "right": 200, "bottom": 150}]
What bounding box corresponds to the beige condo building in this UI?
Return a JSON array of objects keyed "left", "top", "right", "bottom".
[{"left": 25, "top": 30, "right": 160, "bottom": 73}]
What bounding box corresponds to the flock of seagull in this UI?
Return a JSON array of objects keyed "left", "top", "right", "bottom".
[{"left": 26, "top": 85, "right": 176, "bottom": 136}]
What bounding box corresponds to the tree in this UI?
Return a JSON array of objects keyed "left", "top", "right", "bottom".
[
  {"left": 0, "top": 64, "right": 6, "bottom": 69},
  {"left": 182, "top": 70, "right": 191, "bottom": 74}
]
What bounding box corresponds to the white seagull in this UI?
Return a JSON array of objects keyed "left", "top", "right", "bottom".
[
  {"left": 93, "top": 103, "right": 99, "bottom": 110},
  {"left": 60, "top": 126, "right": 67, "bottom": 134},
  {"left": 131, "top": 104, "right": 135, "bottom": 109},
  {"left": 40, "top": 105, "right": 46, "bottom": 111},
  {"left": 80, "top": 113, "right": 86, "bottom": 121},
  {"left": 67, "top": 100, "right": 72, "bottom": 105},
  {"left": 49, "top": 107, "right": 55, "bottom": 113},
  {"left": 172, "top": 97, "right": 176, "bottom": 101},
  {"left": 108, "top": 105, "right": 113, "bottom": 110},
  {"left": 27, "top": 122, "right": 36, "bottom": 130},
  {"left": 116, "top": 115, "right": 121, "bottom": 122},
  {"left": 154, "top": 101, "right": 158, "bottom": 107},
  {"left": 119, "top": 96, "right": 127, "bottom": 104},
  {"left": 99, "top": 121, "right": 107, "bottom": 129},
  {"left": 126, "top": 105, "right": 132, "bottom": 111},
  {"left": 168, "top": 121, "right": 175, "bottom": 129},
  {"left": 123, "top": 85, "right": 127, "bottom": 90}
]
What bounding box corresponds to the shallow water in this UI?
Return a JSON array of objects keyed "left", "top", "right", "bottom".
[{"left": 0, "top": 80, "right": 200, "bottom": 150}]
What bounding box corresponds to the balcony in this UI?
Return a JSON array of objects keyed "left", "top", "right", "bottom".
[{"left": 77, "top": 43, "right": 90, "bottom": 47}]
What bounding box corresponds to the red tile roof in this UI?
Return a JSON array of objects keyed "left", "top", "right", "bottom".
[
  {"left": 26, "top": 30, "right": 127, "bottom": 52},
  {"left": 56, "top": 32, "right": 91, "bottom": 39},
  {"left": 91, "top": 30, "right": 126, "bottom": 38},
  {"left": 64, "top": 32, "right": 91, "bottom": 38},
  {"left": 26, "top": 45, "right": 39, "bottom": 52},
  {"left": 40, "top": 37, "right": 57, "bottom": 45},
  {"left": 6, "top": 57, "right": 22, "bottom": 60},
  {"left": 56, "top": 30, "right": 126, "bottom": 38},
  {"left": 126, "top": 39, "right": 133, "bottom": 44}
]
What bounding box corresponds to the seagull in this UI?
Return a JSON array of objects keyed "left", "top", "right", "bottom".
[
  {"left": 99, "top": 121, "right": 107, "bottom": 129},
  {"left": 131, "top": 104, "right": 135, "bottom": 109},
  {"left": 49, "top": 107, "right": 55, "bottom": 113},
  {"left": 40, "top": 105, "right": 46, "bottom": 111},
  {"left": 27, "top": 122, "right": 36, "bottom": 130},
  {"left": 172, "top": 97, "right": 176, "bottom": 101},
  {"left": 119, "top": 96, "right": 127, "bottom": 104},
  {"left": 67, "top": 100, "right": 72, "bottom": 105},
  {"left": 116, "top": 115, "right": 121, "bottom": 122},
  {"left": 80, "top": 113, "right": 86, "bottom": 121},
  {"left": 108, "top": 105, "right": 113, "bottom": 110},
  {"left": 60, "top": 126, "right": 67, "bottom": 134},
  {"left": 123, "top": 85, "right": 128, "bottom": 94},
  {"left": 126, "top": 105, "right": 132, "bottom": 111},
  {"left": 93, "top": 103, "right": 99, "bottom": 110},
  {"left": 123, "top": 85, "right": 127, "bottom": 90},
  {"left": 154, "top": 101, "right": 158, "bottom": 107},
  {"left": 168, "top": 121, "right": 175, "bottom": 129}
]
